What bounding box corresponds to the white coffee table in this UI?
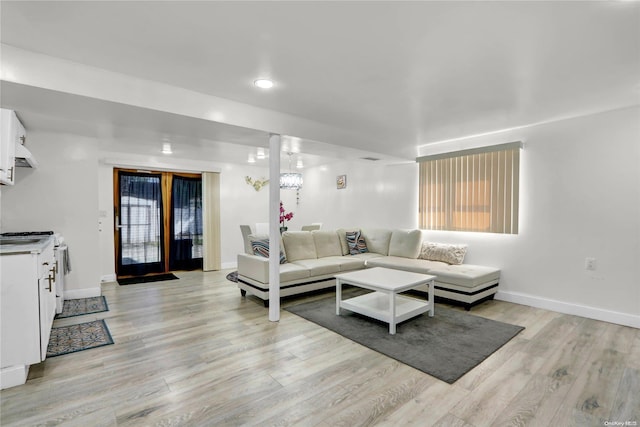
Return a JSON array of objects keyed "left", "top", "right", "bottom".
[{"left": 335, "top": 267, "right": 435, "bottom": 334}]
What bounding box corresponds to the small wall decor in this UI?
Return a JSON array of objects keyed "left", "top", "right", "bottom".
[
  {"left": 337, "top": 174, "right": 347, "bottom": 189},
  {"left": 245, "top": 176, "right": 269, "bottom": 192}
]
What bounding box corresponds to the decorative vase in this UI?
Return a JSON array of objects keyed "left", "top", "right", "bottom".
[{"left": 280, "top": 226, "right": 288, "bottom": 234}]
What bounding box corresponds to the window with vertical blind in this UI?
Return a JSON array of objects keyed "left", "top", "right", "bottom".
[{"left": 417, "top": 142, "right": 522, "bottom": 234}]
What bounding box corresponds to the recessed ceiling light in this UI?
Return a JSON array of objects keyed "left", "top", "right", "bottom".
[
  {"left": 254, "top": 79, "right": 274, "bottom": 89},
  {"left": 161, "top": 142, "right": 172, "bottom": 154}
]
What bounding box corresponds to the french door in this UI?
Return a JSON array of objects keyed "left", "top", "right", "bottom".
[{"left": 114, "top": 169, "right": 203, "bottom": 278}]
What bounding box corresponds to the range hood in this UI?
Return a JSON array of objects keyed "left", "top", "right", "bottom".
[{"left": 15, "top": 143, "right": 38, "bottom": 168}]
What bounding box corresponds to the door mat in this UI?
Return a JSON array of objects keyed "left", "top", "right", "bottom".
[
  {"left": 118, "top": 273, "right": 179, "bottom": 285},
  {"left": 56, "top": 296, "right": 109, "bottom": 319},
  {"left": 285, "top": 295, "right": 524, "bottom": 384},
  {"left": 47, "top": 319, "right": 114, "bottom": 358}
]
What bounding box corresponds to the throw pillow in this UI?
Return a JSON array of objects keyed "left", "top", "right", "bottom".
[
  {"left": 419, "top": 242, "right": 467, "bottom": 265},
  {"left": 337, "top": 228, "right": 360, "bottom": 255},
  {"left": 346, "top": 230, "right": 368, "bottom": 255},
  {"left": 251, "top": 239, "right": 287, "bottom": 264}
]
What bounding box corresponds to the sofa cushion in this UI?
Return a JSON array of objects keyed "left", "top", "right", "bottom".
[
  {"left": 290, "top": 258, "right": 342, "bottom": 276},
  {"left": 346, "top": 230, "right": 369, "bottom": 255},
  {"left": 388, "top": 229, "right": 422, "bottom": 259},
  {"left": 321, "top": 256, "right": 367, "bottom": 272},
  {"left": 427, "top": 264, "right": 500, "bottom": 288},
  {"left": 419, "top": 242, "right": 468, "bottom": 265},
  {"left": 282, "top": 231, "right": 317, "bottom": 262},
  {"left": 350, "top": 252, "right": 385, "bottom": 261},
  {"left": 279, "top": 263, "right": 312, "bottom": 283},
  {"left": 312, "top": 230, "right": 343, "bottom": 258},
  {"left": 337, "top": 228, "right": 360, "bottom": 255},
  {"left": 250, "top": 238, "right": 287, "bottom": 264},
  {"left": 361, "top": 229, "right": 392, "bottom": 255},
  {"left": 366, "top": 256, "right": 448, "bottom": 274}
]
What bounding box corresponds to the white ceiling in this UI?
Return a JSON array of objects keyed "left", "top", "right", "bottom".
[{"left": 1, "top": 1, "right": 639, "bottom": 166}]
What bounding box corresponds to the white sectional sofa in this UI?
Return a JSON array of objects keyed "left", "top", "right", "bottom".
[{"left": 237, "top": 228, "right": 501, "bottom": 310}]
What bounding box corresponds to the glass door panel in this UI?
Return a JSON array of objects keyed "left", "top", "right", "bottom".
[
  {"left": 169, "top": 176, "right": 203, "bottom": 271},
  {"left": 116, "top": 171, "right": 164, "bottom": 276}
]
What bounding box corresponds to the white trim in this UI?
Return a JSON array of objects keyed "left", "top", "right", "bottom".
[
  {"left": 64, "top": 287, "right": 102, "bottom": 300},
  {"left": 0, "top": 365, "right": 29, "bottom": 390},
  {"left": 496, "top": 290, "right": 640, "bottom": 329},
  {"left": 221, "top": 262, "right": 237, "bottom": 270},
  {"left": 102, "top": 157, "right": 221, "bottom": 173},
  {"left": 100, "top": 274, "right": 117, "bottom": 283}
]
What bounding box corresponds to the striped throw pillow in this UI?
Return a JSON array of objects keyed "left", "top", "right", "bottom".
[
  {"left": 251, "top": 239, "right": 287, "bottom": 264},
  {"left": 346, "top": 230, "right": 368, "bottom": 255}
]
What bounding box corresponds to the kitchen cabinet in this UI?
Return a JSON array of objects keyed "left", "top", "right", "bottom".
[
  {"left": 0, "top": 108, "right": 19, "bottom": 185},
  {"left": 0, "top": 237, "right": 57, "bottom": 389}
]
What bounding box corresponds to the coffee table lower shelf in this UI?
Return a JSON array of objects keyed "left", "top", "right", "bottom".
[{"left": 340, "top": 292, "right": 430, "bottom": 331}]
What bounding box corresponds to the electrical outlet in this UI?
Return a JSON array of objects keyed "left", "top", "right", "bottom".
[{"left": 585, "top": 257, "right": 596, "bottom": 271}]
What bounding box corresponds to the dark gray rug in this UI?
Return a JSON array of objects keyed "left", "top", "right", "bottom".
[{"left": 285, "top": 294, "right": 524, "bottom": 383}]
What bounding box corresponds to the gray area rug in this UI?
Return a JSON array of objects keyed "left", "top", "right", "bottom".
[{"left": 285, "top": 294, "right": 524, "bottom": 383}]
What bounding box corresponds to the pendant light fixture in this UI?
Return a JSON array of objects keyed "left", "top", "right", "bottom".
[{"left": 279, "top": 153, "right": 303, "bottom": 190}]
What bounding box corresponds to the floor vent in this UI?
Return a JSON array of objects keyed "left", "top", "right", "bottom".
[{"left": 360, "top": 156, "right": 381, "bottom": 161}]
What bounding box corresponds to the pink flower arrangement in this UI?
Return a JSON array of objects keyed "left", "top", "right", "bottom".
[{"left": 280, "top": 201, "right": 294, "bottom": 226}]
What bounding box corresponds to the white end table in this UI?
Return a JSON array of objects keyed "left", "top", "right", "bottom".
[{"left": 335, "top": 267, "right": 435, "bottom": 335}]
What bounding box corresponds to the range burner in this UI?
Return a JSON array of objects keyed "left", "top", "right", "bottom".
[{"left": 1, "top": 231, "right": 54, "bottom": 237}]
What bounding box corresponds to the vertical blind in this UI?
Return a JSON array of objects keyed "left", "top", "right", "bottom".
[{"left": 417, "top": 142, "right": 522, "bottom": 234}]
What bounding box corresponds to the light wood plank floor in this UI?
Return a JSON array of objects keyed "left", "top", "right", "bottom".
[{"left": 1, "top": 269, "right": 638, "bottom": 426}]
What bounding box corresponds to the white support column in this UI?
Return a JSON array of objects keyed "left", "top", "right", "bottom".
[{"left": 268, "top": 134, "right": 281, "bottom": 321}]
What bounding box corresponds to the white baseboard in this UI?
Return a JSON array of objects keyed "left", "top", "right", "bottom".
[
  {"left": 64, "top": 287, "right": 102, "bottom": 300},
  {"left": 496, "top": 290, "right": 640, "bottom": 329},
  {"left": 100, "top": 274, "right": 117, "bottom": 283},
  {"left": 221, "top": 262, "right": 237, "bottom": 270},
  {"left": 0, "top": 365, "right": 29, "bottom": 390}
]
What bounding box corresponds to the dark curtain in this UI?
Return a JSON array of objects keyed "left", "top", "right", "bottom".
[
  {"left": 118, "top": 172, "right": 164, "bottom": 276},
  {"left": 170, "top": 176, "right": 203, "bottom": 271}
]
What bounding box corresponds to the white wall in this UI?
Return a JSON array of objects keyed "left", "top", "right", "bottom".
[
  {"left": 417, "top": 106, "right": 640, "bottom": 326},
  {"left": 1, "top": 131, "right": 101, "bottom": 298},
  {"left": 289, "top": 161, "right": 418, "bottom": 230}
]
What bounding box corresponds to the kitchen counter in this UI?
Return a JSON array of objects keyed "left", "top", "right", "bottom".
[{"left": 0, "top": 235, "right": 54, "bottom": 255}]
